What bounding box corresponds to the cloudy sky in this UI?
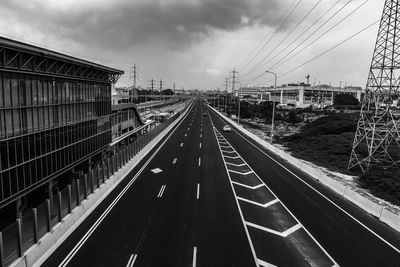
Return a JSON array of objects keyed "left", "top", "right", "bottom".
[{"left": 0, "top": 0, "right": 384, "bottom": 90}]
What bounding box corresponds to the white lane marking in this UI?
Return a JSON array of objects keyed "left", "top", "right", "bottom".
[
  {"left": 158, "top": 185, "right": 166, "bottom": 198},
  {"left": 198, "top": 157, "right": 201, "bottom": 166},
  {"left": 221, "top": 150, "right": 236, "bottom": 154},
  {"left": 197, "top": 183, "right": 200, "bottom": 199},
  {"left": 210, "top": 108, "right": 400, "bottom": 254},
  {"left": 200, "top": 134, "right": 202, "bottom": 138},
  {"left": 151, "top": 168, "right": 163, "bottom": 174},
  {"left": 258, "top": 258, "right": 277, "bottom": 267},
  {"left": 232, "top": 181, "right": 264, "bottom": 190},
  {"left": 228, "top": 170, "right": 253, "bottom": 176},
  {"left": 192, "top": 246, "right": 197, "bottom": 267},
  {"left": 237, "top": 197, "right": 279, "bottom": 208},
  {"left": 211, "top": 122, "right": 338, "bottom": 265},
  {"left": 184, "top": 134, "right": 187, "bottom": 137},
  {"left": 201, "top": 128, "right": 202, "bottom": 132},
  {"left": 226, "top": 162, "right": 246, "bottom": 167},
  {"left": 180, "top": 143, "right": 184, "bottom": 147},
  {"left": 188, "top": 128, "right": 190, "bottom": 131},
  {"left": 172, "top": 158, "right": 177, "bottom": 164},
  {"left": 126, "top": 254, "right": 138, "bottom": 267},
  {"left": 245, "top": 221, "right": 301, "bottom": 237},
  {"left": 56, "top": 102, "right": 196, "bottom": 267},
  {"left": 224, "top": 155, "right": 240, "bottom": 159},
  {"left": 199, "top": 142, "right": 202, "bottom": 149},
  {"left": 208, "top": 120, "right": 259, "bottom": 267}
]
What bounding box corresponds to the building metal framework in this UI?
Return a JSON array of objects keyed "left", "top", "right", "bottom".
[
  {"left": 0, "top": 37, "right": 122, "bottom": 83},
  {"left": 349, "top": 0, "right": 400, "bottom": 172},
  {"left": 0, "top": 37, "right": 123, "bottom": 209}
]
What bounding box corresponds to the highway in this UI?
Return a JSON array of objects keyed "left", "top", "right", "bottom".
[{"left": 43, "top": 99, "right": 400, "bottom": 266}]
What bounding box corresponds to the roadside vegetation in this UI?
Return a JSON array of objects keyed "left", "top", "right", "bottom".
[{"left": 210, "top": 93, "right": 400, "bottom": 206}]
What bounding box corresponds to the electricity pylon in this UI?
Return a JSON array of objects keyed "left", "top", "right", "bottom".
[{"left": 348, "top": 0, "right": 400, "bottom": 172}]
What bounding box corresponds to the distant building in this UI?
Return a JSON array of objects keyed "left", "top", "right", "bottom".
[{"left": 239, "top": 84, "right": 364, "bottom": 107}]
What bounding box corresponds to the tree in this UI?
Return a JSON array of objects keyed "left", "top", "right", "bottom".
[
  {"left": 161, "top": 89, "right": 174, "bottom": 95},
  {"left": 334, "top": 94, "right": 360, "bottom": 106}
]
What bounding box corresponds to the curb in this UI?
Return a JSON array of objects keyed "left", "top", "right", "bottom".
[
  {"left": 209, "top": 106, "right": 400, "bottom": 233},
  {"left": 10, "top": 101, "right": 193, "bottom": 267}
]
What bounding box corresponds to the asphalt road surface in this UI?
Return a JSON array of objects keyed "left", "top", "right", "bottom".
[{"left": 43, "top": 99, "right": 400, "bottom": 267}]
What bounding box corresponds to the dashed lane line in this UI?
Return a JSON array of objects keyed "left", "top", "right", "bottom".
[
  {"left": 199, "top": 142, "right": 202, "bottom": 149},
  {"left": 198, "top": 157, "right": 201, "bottom": 166},
  {"left": 157, "top": 185, "right": 166, "bottom": 198},
  {"left": 180, "top": 143, "right": 184, "bottom": 147},
  {"left": 192, "top": 246, "right": 197, "bottom": 267},
  {"left": 197, "top": 183, "right": 200, "bottom": 200},
  {"left": 172, "top": 158, "right": 177, "bottom": 164},
  {"left": 126, "top": 254, "right": 137, "bottom": 267}
]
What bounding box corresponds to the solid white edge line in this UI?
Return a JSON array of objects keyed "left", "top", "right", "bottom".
[
  {"left": 58, "top": 101, "right": 196, "bottom": 267},
  {"left": 197, "top": 183, "right": 200, "bottom": 200},
  {"left": 210, "top": 106, "right": 400, "bottom": 255},
  {"left": 208, "top": 112, "right": 259, "bottom": 267},
  {"left": 192, "top": 246, "right": 197, "bottom": 267},
  {"left": 214, "top": 127, "right": 338, "bottom": 266}
]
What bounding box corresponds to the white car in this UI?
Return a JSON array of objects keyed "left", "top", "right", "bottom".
[{"left": 223, "top": 125, "right": 232, "bottom": 132}]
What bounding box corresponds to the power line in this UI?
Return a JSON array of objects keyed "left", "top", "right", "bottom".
[
  {"left": 238, "top": 0, "right": 303, "bottom": 73},
  {"left": 235, "top": 0, "right": 297, "bottom": 71},
  {"left": 247, "top": 0, "right": 352, "bottom": 76},
  {"left": 264, "top": 0, "right": 342, "bottom": 68},
  {"left": 241, "top": 0, "right": 322, "bottom": 78},
  {"left": 278, "top": 19, "right": 379, "bottom": 80},
  {"left": 270, "top": 0, "right": 370, "bottom": 71}
]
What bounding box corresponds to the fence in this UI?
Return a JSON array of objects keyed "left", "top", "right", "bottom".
[{"left": 0, "top": 110, "right": 182, "bottom": 267}]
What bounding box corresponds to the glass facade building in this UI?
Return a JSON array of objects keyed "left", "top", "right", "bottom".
[{"left": 0, "top": 37, "right": 123, "bottom": 208}]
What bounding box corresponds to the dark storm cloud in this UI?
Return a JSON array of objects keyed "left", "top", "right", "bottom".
[{"left": 3, "top": 0, "right": 295, "bottom": 51}]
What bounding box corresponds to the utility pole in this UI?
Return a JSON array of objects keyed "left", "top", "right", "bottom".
[
  {"left": 230, "top": 68, "right": 240, "bottom": 123},
  {"left": 225, "top": 77, "right": 229, "bottom": 114}
]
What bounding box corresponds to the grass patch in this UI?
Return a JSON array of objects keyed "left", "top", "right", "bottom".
[
  {"left": 359, "top": 168, "right": 400, "bottom": 206},
  {"left": 279, "top": 113, "right": 400, "bottom": 206}
]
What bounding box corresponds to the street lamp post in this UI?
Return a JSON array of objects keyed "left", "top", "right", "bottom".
[{"left": 265, "top": 71, "right": 277, "bottom": 144}]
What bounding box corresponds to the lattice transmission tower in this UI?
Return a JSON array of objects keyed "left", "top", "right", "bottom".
[{"left": 348, "top": 0, "right": 400, "bottom": 172}]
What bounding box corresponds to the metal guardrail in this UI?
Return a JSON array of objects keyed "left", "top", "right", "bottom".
[{"left": 0, "top": 108, "right": 185, "bottom": 267}]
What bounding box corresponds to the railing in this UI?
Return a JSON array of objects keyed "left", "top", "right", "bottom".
[{"left": 0, "top": 109, "right": 184, "bottom": 267}]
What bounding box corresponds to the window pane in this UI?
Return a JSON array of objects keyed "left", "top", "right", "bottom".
[
  {"left": 4, "top": 75, "right": 11, "bottom": 107},
  {"left": 0, "top": 111, "right": 5, "bottom": 139},
  {"left": 32, "top": 79, "right": 38, "bottom": 105},
  {"left": 0, "top": 73, "right": 4, "bottom": 108},
  {"left": 25, "top": 78, "right": 32, "bottom": 106},
  {"left": 13, "top": 109, "right": 20, "bottom": 136},
  {"left": 5, "top": 110, "right": 13, "bottom": 137}
]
